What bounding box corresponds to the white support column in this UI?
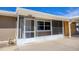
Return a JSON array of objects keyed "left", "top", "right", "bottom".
[
  {"left": 62, "top": 21, "right": 64, "bottom": 35},
  {"left": 69, "top": 22, "right": 71, "bottom": 38},
  {"left": 16, "top": 13, "right": 20, "bottom": 46},
  {"left": 23, "top": 18, "right": 26, "bottom": 39},
  {"left": 50, "top": 20, "right": 52, "bottom": 35},
  {"left": 34, "top": 19, "right": 37, "bottom": 37},
  {"left": 16, "top": 15, "right": 19, "bottom": 39}
]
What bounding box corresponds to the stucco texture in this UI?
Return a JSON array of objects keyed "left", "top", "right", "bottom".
[{"left": 0, "top": 15, "right": 16, "bottom": 41}]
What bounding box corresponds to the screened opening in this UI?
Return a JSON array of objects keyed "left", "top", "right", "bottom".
[
  {"left": 37, "top": 21, "right": 50, "bottom": 31},
  {"left": 36, "top": 21, "right": 51, "bottom": 36},
  {"left": 25, "top": 20, "right": 34, "bottom": 31},
  {"left": 45, "top": 22, "right": 50, "bottom": 30},
  {"left": 25, "top": 20, "right": 34, "bottom": 38},
  {"left": 37, "top": 21, "right": 44, "bottom": 30},
  {"left": 25, "top": 32, "right": 34, "bottom": 38},
  {"left": 52, "top": 20, "right": 62, "bottom": 34}
]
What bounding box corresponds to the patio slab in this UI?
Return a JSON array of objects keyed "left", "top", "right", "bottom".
[
  {"left": 17, "top": 37, "right": 79, "bottom": 51},
  {"left": 0, "top": 37, "right": 79, "bottom": 51}
]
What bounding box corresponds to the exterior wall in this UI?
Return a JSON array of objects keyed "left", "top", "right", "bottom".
[
  {"left": 0, "top": 15, "right": 16, "bottom": 41},
  {"left": 64, "top": 21, "right": 69, "bottom": 36},
  {"left": 71, "top": 22, "right": 76, "bottom": 35}
]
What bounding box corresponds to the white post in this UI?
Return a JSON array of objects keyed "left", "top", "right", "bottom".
[
  {"left": 16, "top": 13, "right": 19, "bottom": 46},
  {"left": 34, "top": 19, "right": 37, "bottom": 37},
  {"left": 50, "top": 20, "right": 52, "bottom": 35},
  {"left": 24, "top": 18, "right": 26, "bottom": 39},
  {"left": 69, "top": 22, "right": 71, "bottom": 38},
  {"left": 16, "top": 15, "right": 19, "bottom": 39},
  {"left": 62, "top": 21, "right": 64, "bottom": 35}
]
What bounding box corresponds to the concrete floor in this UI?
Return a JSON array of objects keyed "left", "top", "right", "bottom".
[
  {"left": 0, "top": 37, "right": 79, "bottom": 51},
  {"left": 17, "top": 37, "right": 79, "bottom": 51},
  {"left": 0, "top": 45, "right": 16, "bottom": 51},
  {"left": 0, "top": 42, "right": 16, "bottom": 51}
]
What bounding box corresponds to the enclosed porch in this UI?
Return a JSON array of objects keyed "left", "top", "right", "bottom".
[
  {"left": 16, "top": 8, "right": 69, "bottom": 45},
  {"left": 17, "top": 15, "right": 65, "bottom": 45}
]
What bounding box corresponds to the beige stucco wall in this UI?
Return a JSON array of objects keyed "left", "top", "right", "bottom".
[{"left": 0, "top": 15, "right": 16, "bottom": 41}]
